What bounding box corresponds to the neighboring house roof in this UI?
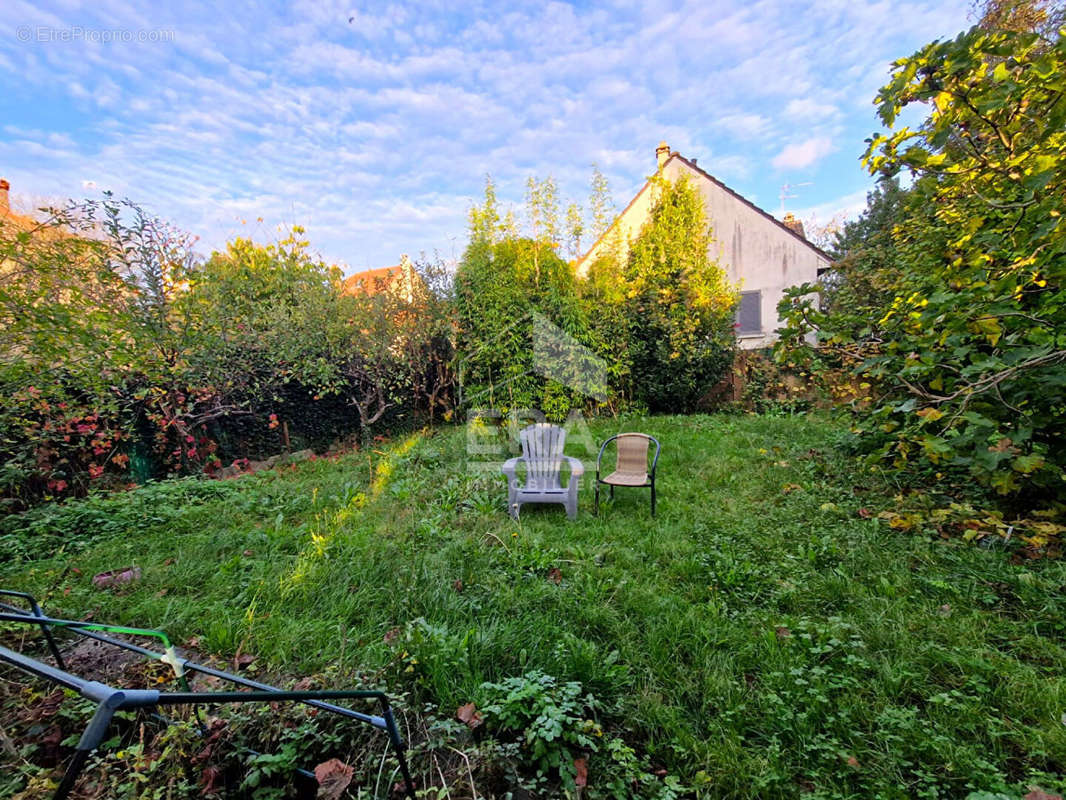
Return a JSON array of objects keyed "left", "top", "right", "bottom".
[
  {"left": 573, "top": 148, "right": 832, "bottom": 274},
  {"left": 667, "top": 152, "right": 833, "bottom": 262},
  {"left": 342, "top": 264, "right": 404, "bottom": 295},
  {"left": 0, "top": 179, "right": 43, "bottom": 232},
  {"left": 341, "top": 254, "right": 425, "bottom": 303}
]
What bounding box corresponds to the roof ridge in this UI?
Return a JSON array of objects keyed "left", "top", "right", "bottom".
[
  {"left": 668, "top": 153, "right": 833, "bottom": 261},
  {"left": 572, "top": 151, "right": 833, "bottom": 270}
]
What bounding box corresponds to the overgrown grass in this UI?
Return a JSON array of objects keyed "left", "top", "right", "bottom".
[{"left": 3, "top": 414, "right": 1065, "bottom": 798}]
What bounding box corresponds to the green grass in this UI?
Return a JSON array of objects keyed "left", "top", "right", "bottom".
[{"left": 3, "top": 413, "right": 1066, "bottom": 798}]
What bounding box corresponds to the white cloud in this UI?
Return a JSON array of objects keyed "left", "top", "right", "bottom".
[
  {"left": 772, "top": 137, "right": 836, "bottom": 170},
  {"left": 716, "top": 112, "right": 772, "bottom": 139},
  {"left": 783, "top": 98, "right": 839, "bottom": 121},
  {"left": 0, "top": 0, "right": 973, "bottom": 268}
]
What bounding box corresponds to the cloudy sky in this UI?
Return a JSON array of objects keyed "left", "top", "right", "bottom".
[{"left": 1, "top": 0, "right": 971, "bottom": 273}]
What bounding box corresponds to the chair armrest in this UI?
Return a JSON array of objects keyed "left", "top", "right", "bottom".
[
  {"left": 501, "top": 457, "right": 524, "bottom": 479},
  {"left": 563, "top": 456, "right": 585, "bottom": 484}
]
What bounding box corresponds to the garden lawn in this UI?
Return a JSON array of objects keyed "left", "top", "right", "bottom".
[{"left": 3, "top": 413, "right": 1066, "bottom": 798}]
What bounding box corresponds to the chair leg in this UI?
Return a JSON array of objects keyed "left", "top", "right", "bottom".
[
  {"left": 594, "top": 483, "right": 599, "bottom": 516},
  {"left": 609, "top": 485, "right": 614, "bottom": 501},
  {"left": 650, "top": 481, "right": 656, "bottom": 518}
]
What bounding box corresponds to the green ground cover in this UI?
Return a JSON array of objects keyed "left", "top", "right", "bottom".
[{"left": 2, "top": 414, "right": 1064, "bottom": 799}]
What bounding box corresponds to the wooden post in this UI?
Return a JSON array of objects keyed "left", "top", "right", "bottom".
[{"left": 281, "top": 421, "right": 291, "bottom": 452}]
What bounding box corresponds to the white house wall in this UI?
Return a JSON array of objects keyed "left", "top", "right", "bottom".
[{"left": 576, "top": 154, "right": 830, "bottom": 350}]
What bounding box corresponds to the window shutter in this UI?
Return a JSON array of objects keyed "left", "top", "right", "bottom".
[{"left": 736, "top": 291, "right": 761, "bottom": 335}]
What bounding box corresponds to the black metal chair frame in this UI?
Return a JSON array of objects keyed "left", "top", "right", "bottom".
[{"left": 594, "top": 433, "right": 661, "bottom": 517}]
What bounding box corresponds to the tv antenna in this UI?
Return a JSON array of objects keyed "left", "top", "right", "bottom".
[{"left": 779, "top": 182, "right": 812, "bottom": 216}]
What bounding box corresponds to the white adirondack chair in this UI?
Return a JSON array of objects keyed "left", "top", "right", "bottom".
[{"left": 501, "top": 423, "right": 584, "bottom": 520}]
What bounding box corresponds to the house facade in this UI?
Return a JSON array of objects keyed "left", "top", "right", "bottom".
[{"left": 574, "top": 144, "right": 831, "bottom": 349}]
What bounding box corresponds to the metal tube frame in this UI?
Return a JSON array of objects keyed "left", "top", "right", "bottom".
[{"left": 0, "top": 591, "right": 416, "bottom": 800}]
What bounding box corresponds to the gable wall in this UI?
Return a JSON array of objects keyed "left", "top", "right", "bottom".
[
  {"left": 667, "top": 159, "right": 828, "bottom": 348},
  {"left": 575, "top": 157, "right": 829, "bottom": 350}
]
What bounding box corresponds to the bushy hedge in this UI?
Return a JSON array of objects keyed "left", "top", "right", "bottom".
[
  {"left": 0, "top": 201, "right": 453, "bottom": 509},
  {"left": 455, "top": 174, "right": 738, "bottom": 417}
]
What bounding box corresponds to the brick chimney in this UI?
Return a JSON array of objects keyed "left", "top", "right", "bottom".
[
  {"left": 782, "top": 213, "right": 805, "bottom": 239},
  {"left": 0, "top": 179, "right": 9, "bottom": 212},
  {"left": 656, "top": 141, "right": 670, "bottom": 170}
]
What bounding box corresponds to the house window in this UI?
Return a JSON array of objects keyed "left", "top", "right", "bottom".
[{"left": 736, "top": 291, "right": 761, "bottom": 336}]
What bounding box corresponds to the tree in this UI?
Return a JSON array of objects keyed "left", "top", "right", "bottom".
[
  {"left": 564, "top": 202, "right": 584, "bottom": 261},
  {"left": 394, "top": 254, "right": 457, "bottom": 423},
  {"left": 819, "top": 177, "right": 910, "bottom": 322},
  {"left": 974, "top": 0, "right": 1065, "bottom": 37},
  {"left": 621, "top": 175, "right": 738, "bottom": 412},
  {"left": 454, "top": 237, "right": 590, "bottom": 419},
  {"left": 779, "top": 25, "right": 1066, "bottom": 498},
  {"left": 588, "top": 166, "right": 615, "bottom": 240}
]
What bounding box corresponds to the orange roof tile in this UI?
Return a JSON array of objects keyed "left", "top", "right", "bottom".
[{"left": 342, "top": 265, "right": 402, "bottom": 296}]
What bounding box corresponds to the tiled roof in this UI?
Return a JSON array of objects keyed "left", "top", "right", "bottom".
[{"left": 341, "top": 265, "right": 402, "bottom": 295}]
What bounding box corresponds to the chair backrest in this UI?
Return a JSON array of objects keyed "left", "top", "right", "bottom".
[
  {"left": 598, "top": 432, "right": 660, "bottom": 477},
  {"left": 615, "top": 433, "right": 650, "bottom": 475},
  {"left": 520, "top": 423, "right": 567, "bottom": 489}
]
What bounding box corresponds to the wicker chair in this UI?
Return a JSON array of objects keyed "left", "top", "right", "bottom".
[{"left": 594, "top": 433, "right": 660, "bottom": 517}]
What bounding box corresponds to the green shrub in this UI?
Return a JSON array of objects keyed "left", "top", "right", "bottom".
[{"left": 777, "top": 27, "right": 1066, "bottom": 503}]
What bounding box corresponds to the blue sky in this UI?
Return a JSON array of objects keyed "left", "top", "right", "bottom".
[{"left": 1, "top": 0, "right": 971, "bottom": 273}]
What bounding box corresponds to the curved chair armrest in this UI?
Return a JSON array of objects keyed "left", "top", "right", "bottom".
[
  {"left": 501, "top": 456, "right": 524, "bottom": 480},
  {"left": 595, "top": 436, "right": 617, "bottom": 473},
  {"left": 563, "top": 456, "right": 585, "bottom": 477},
  {"left": 647, "top": 435, "right": 661, "bottom": 479}
]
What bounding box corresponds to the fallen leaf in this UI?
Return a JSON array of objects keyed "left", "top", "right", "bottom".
[
  {"left": 1023, "top": 789, "right": 1063, "bottom": 800},
  {"left": 233, "top": 653, "right": 255, "bottom": 670},
  {"left": 456, "top": 702, "right": 483, "bottom": 730},
  {"left": 453, "top": 579, "right": 463, "bottom": 592},
  {"left": 314, "top": 758, "right": 354, "bottom": 800},
  {"left": 92, "top": 566, "right": 141, "bottom": 589},
  {"left": 937, "top": 604, "right": 952, "bottom": 618},
  {"left": 858, "top": 508, "right": 872, "bottom": 519},
  {"left": 574, "top": 757, "right": 588, "bottom": 788},
  {"left": 243, "top": 549, "right": 254, "bottom": 557},
  {"left": 782, "top": 483, "right": 803, "bottom": 494},
  {"left": 775, "top": 626, "right": 792, "bottom": 639},
  {"left": 547, "top": 567, "right": 562, "bottom": 584},
  {"left": 200, "top": 765, "right": 222, "bottom": 795},
  {"left": 384, "top": 627, "right": 400, "bottom": 644},
  {"left": 41, "top": 725, "right": 63, "bottom": 764},
  {"left": 846, "top": 755, "right": 860, "bottom": 768}
]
